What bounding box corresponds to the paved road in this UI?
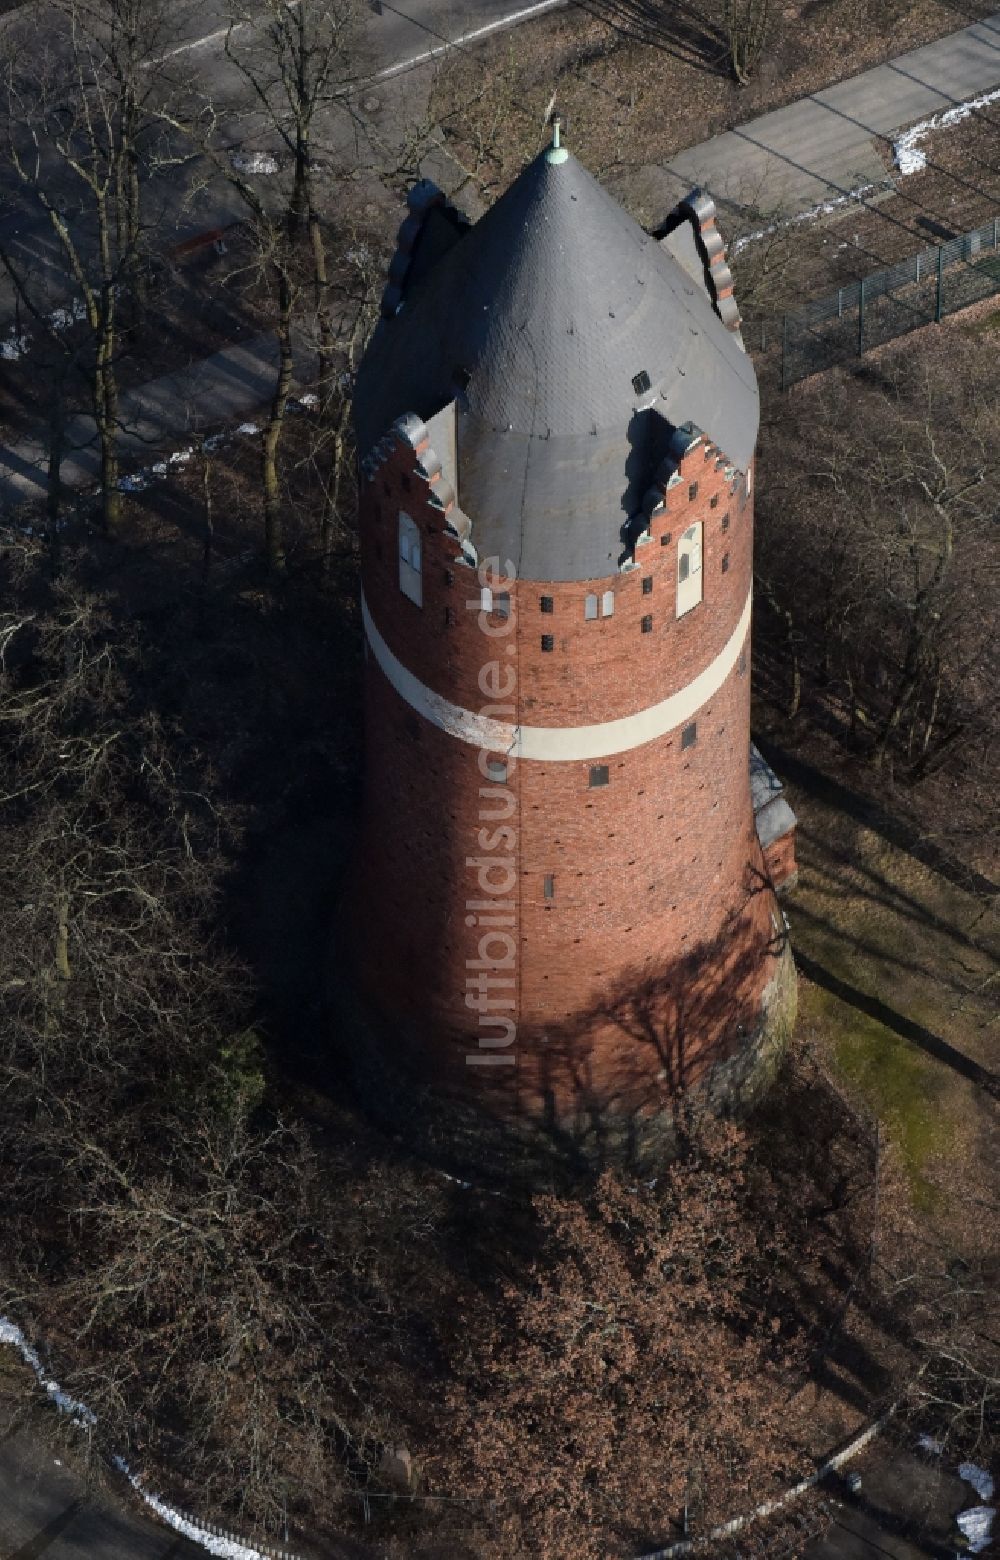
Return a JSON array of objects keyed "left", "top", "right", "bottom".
[
  {"left": 655, "top": 9, "right": 1000, "bottom": 218},
  {"left": 804, "top": 1439, "right": 974, "bottom": 1558},
  {"left": 0, "top": 332, "right": 283, "bottom": 510},
  {"left": 0, "top": 1428, "right": 204, "bottom": 1560}
]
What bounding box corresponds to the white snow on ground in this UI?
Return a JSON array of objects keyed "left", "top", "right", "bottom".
[
  {"left": 918, "top": 1433, "right": 944, "bottom": 1454},
  {"left": 894, "top": 85, "right": 1000, "bottom": 174},
  {"left": 0, "top": 1318, "right": 97, "bottom": 1429},
  {"left": 1, "top": 1312, "right": 293, "bottom": 1560},
  {"left": 961, "top": 1464, "right": 996, "bottom": 1502},
  {"left": 112, "top": 1458, "right": 277, "bottom": 1560},
  {"left": 730, "top": 182, "right": 878, "bottom": 254},
  {"left": 229, "top": 151, "right": 280, "bottom": 175},
  {"left": 956, "top": 1504, "right": 995, "bottom": 1553},
  {"left": 112, "top": 402, "right": 319, "bottom": 495},
  {"left": 1, "top": 295, "right": 94, "bottom": 360}
]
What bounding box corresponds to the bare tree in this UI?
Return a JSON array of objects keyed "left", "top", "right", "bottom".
[{"left": 723, "top": 0, "right": 770, "bottom": 85}]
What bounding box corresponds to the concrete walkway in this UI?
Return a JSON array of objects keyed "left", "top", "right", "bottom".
[
  {"left": 0, "top": 334, "right": 282, "bottom": 513},
  {"left": 655, "top": 10, "right": 1000, "bottom": 217}
]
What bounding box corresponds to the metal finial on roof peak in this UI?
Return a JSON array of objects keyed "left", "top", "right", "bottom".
[{"left": 546, "top": 114, "right": 568, "bottom": 165}]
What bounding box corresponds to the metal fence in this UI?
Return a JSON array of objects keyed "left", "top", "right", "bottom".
[{"left": 743, "top": 215, "right": 1000, "bottom": 387}]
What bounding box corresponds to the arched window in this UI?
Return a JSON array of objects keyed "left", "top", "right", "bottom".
[
  {"left": 584, "top": 593, "right": 598, "bottom": 620},
  {"left": 676, "top": 522, "right": 703, "bottom": 618},
  {"left": 601, "top": 590, "right": 615, "bottom": 618},
  {"left": 398, "top": 511, "right": 422, "bottom": 606}
]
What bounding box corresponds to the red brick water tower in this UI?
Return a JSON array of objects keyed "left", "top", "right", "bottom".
[{"left": 347, "top": 129, "right": 796, "bottom": 1162}]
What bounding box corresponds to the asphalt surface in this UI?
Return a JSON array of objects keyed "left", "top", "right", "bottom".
[{"left": 0, "top": 1428, "right": 205, "bottom": 1560}]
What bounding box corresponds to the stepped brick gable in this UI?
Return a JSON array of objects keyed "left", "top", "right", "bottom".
[{"left": 346, "top": 132, "right": 796, "bottom": 1162}]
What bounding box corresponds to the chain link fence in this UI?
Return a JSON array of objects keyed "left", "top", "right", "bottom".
[{"left": 743, "top": 215, "right": 1000, "bottom": 386}]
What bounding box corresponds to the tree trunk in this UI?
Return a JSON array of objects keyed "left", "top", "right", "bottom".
[{"left": 262, "top": 267, "right": 293, "bottom": 573}]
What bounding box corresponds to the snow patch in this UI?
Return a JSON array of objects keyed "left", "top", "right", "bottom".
[
  {"left": 956, "top": 1504, "right": 995, "bottom": 1554},
  {"left": 894, "top": 85, "right": 1000, "bottom": 175},
  {"left": 0, "top": 1317, "right": 97, "bottom": 1428},
  {"left": 1, "top": 1312, "right": 299, "bottom": 1559},
  {"left": 961, "top": 1465, "right": 996, "bottom": 1503},
  {"left": 918, "top": 1433, "right": 944, "bottom": 1454},
  {"left": 731, "top": 182, "right": 878, "bottom": 254},
  {"left": 229, "top": 151, "right": 280, "bottom": 175},
  {"left": 1, "top": 332, "right": 30, "bottom": 360},
  {"left": 112, "top": 1458, "right": 277, "bottom": 1560},
  {"left": 236, "top": 421, "right": 259, "bottom": 435}
]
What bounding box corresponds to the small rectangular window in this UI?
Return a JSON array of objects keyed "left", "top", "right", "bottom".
[
  {"left": 540, "top": 595, "right": 554, "bottom": 613},
  {"left": 601, "top": 590, "right": 615, "bottom": 618},
  {"left": 641, "top": 614, "right": 653, "bottom": 633},
  {"left": 494, "top": 591, "right": 511, "bottom": 619},
  {"left": 688, "top": 482, "right": 698, "bottom": 502},
  {"left": 584, "top": 594, "right": 598, "bottom": 621},
  {"left": 721, "top": 512, "right": 730, "bottom": 532},
  {"left": 486, "top": 758, "right": 508, "bottom": 782},
  {"left": 681, "top": 722, "right": 697, "bottom": 750},
  {"left": 632, "top": 370, "right": 651, "bottom": 396},
  {"left": 642, "top": 576, "right": 653, "bottom": 595},
  {"left": 722, "top": 553, "right": 730, "bottom": 573},
  {"left": 481, "top": 585, "right": 493, "bottom": 612},
  {"left": 541, "top": 634, "right": 554, "bottom": 652},
  {"left": 710, "top": 494, "right": 719, "bottom": 509},
  {"left": 589, "top": 765, "right": 609, "bottom": 788},
  {"left": 660, "top": 531, "right": 672, "bottom": 547},
  {"left": 444, "top": 567, "right": 454, "bottom": 585},
  {"left": 543, "top": 874, "right": 555, "bottom": 900}
]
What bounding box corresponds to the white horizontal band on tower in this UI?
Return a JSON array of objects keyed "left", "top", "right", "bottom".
[{"left": 361, "top": 589, "right": 752, "bottom": 762}]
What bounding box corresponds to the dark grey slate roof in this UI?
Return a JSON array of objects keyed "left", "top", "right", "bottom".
[{"left": 354, "top": 147, "right": 759, "bottom": 583}]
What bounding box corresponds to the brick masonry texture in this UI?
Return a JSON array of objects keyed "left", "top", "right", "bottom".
[{"left": 347, "top": 433, "right": 788, "bottom": 1137}]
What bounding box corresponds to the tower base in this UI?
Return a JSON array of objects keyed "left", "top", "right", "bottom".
[{"left": 327, "top": 932, "right": 797, "bottom": 1181}]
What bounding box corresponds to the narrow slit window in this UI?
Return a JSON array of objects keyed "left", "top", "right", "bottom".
[
  {"left": 688, "top": 482, "right": 698, "bottom": 502},
  {"left": 681, "top": 722, "right": 697, "bottom": 750},
  {"left": 722, "top": 552, "right": 730, "bottom": 573},
  {"left": 721, "top": 512, "right": 730, "bottom": 532},
  {"left": 641, "top": 614, "right": 653, "bottom": 634},
  {"left": 642, "top": 576, "right": 653, "bottom": 595},
  {"left": 398, "top": 511, "right": 422, "bottom": 606},
  {"left": 543, "top": 874, "right": 555, "bottom": 900}
]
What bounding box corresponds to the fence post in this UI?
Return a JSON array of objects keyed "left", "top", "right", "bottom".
[
  {"left": 857, "top": 276, "right": 864, "bottom": 357},
  {"left": 936, "top": 242, "right": 944, "bottom": 323}
]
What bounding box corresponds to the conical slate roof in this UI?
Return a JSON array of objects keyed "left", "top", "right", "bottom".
[{"left": 355, "top": 146, "right": 759, "bottom": 583}]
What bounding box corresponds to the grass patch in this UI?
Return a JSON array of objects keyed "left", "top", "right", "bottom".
[
  {"left": 964, "top": 304, "right": 1000, "bottom": 335},
  {"left": 804, "top": 982, "right": 947, "bottom": 1211}
]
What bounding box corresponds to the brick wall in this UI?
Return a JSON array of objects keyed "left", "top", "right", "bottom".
[{"left": 347, "top": 429, "right": 781, "bottom": 1134}]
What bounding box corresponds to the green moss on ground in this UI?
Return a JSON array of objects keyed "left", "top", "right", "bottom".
[{"left": 815, "top": 990, "right": 946, "bottom": 1210}]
